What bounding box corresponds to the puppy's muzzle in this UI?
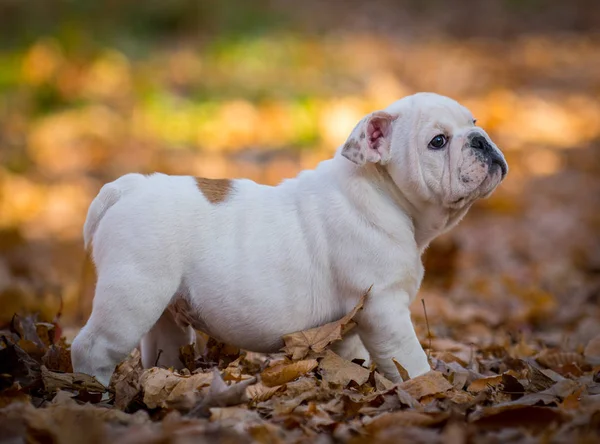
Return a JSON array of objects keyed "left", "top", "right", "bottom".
[{"left": 470, "top": 134, "right": 508, "bottom": 179}]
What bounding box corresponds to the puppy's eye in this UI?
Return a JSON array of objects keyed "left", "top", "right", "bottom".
[{"left": 428, "top": 134, "right": 447, "bottom": 149}]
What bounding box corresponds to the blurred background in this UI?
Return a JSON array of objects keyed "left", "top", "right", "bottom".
[{"left": 1, "top": 1, "right": 599, "bottom": 347}]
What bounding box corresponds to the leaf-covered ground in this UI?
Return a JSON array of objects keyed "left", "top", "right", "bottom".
[{"left": 2, "top": 200, "right": 600, "bottom": 444}]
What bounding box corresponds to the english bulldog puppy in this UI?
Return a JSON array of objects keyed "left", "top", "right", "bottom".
[{"left": 72, "top": 93, "right": 507, "bottom": 387}]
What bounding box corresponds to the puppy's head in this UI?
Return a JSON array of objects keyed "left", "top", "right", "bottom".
[{"left": 341, "top": 92, "right": 507, "bottom": 209}]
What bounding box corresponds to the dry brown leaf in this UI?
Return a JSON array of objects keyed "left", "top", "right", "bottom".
[
  {"left": 112, "top": 349, "right": 143, "bottom": 410},
  {"left": 467, "top": 375, "right": 503, "bottom": 393},
  {"left": 270, "top": 384, "right": 323, "bottom": 415},
  {"left": 509, "top": 338, "right": 538, "bottom": 359},
  {"left": 318, "top": 350, "right": 370, "bottom": 387},
  {"left": 42, "top": 344, "right": 73, "bottom": 373},
  {"left": 432, "top": 358, "right": 483, "bottom": 388},
  {"left": 396, "top": 370, "right": 453, "bottom": 399},
  {"left": 396, "top": 388, "right": 421, "bottom": 408},
  {"left": 561, "top": 388, "right": 584, "bottom": 409},
  {"left": 584, "top": 334, "right": 600, "bottom": 365},
  {"left": 536, "top": 350, "right": 587, "bottom": 370},
  {"left": 524, "top": 361, "right": 557, "bottom": 392},
  {"left": 281, "top": 289, "right": 369, "bottom": 360},
  {"left": 139, "top": 367, "right": 214, "bottom": 410},
  {"left": 284, "top": 376, "right": 318, "bottom": 398},
  {"left": 469, "top": 405, "right": 568, "bottom": 430},
  {"left": 139, "top": 367, "right": 183, "bottom": 409},
  {"left": 364, "top": 410, "right": 449, "bottom": 431},
  {"left": 209, "top": 406, "right": 261, "bottom": 424},
  {"left": 1, "top": 399, "right": 150, "bottom": 444},
  {"left": 179, "top": 343, "right": 197, "bottom": 372},
  {"left": 167, "top": 371, "right": 213, "bottom": 403},
  {"left": 246, "top": 382, "right": 286, "bottom": 402},
  {"left": 392, "top": 358, "right": 410, "bottom": 381},
  {"left": 430, "top": 338, "right": 474, "bottom": 364},
  {"left": 35, "top": 322, "right": 57, "bottom": 347},
  {"left": 433, "top": 351, "right": 469, "bottom": 367},
  {"left": 41, "top": 365, "right": 105, "bottom": 394},
  {"left": 11, "top": 314, "right": 46, "bottom": 349},
  {"left": 445, "top": 389, "right": 476, "bottom": 404},
  {"left": 189, "top": 369, "right": 257, "bottom": 416},
  {"left": 249, "top": 422, "right": 287, "bottom": 444},
  {"left": 261, "top": 359, "right": 318, "bottom": 387},
  {"left": 373, "top": 372, "right": 396, "bottom": 392},
  {"left": 442, "top": 421, "right": 468, "bottom": 444},
  {"left": 0, "top": 384, "right": 31, "bottom": 408}
]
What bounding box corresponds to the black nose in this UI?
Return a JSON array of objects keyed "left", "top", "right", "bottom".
[{"left": 470, "top": 134, "right": 492, "bottom": 152}]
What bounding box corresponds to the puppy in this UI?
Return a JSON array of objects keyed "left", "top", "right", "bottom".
[{"left": 72, "top": 93, "right": 507, "bottom": 386}]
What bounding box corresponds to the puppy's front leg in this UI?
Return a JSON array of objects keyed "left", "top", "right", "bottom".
[{"left": 356, "top": 291, "right": 430, "bottom": 382}]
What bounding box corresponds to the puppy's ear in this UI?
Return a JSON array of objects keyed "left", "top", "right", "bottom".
[{"left": 342, "top": 111, "right": 398, "bottom": 165}]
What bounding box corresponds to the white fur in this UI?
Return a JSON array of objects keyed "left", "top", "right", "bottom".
[{"left": 72, "top": 93, "right": 507, "bottom": 386}]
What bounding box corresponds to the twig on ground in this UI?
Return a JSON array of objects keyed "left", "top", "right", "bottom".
[
  {"left": 421, "top": 298, "right": 432, "bottom": 360},
  {"left": 154, "top": 349, "right": 163, "bottom": 367}
]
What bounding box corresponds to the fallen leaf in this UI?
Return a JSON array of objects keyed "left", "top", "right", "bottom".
[
  {"left": 41, "top": 365, "right": 105, "bottom": 394},
  {"left": 584, "top": 334, "right": 600, "bottom": 365},
  {"left": 284, "top": 376, "right": 318, "bottom": 398},
  {"left": 318, "top": 351, "right": 370, "bottom": 387},
  {"left": 139, "top": 367, "right": 182, "bottom": 409},
  {"left": 432, "top": 358, "right": 483, "bottom": 387},
  {"left": 179, "top": 343, "right": 197, "bottom": 372},
  {"left": 281, "top": 288, "right": 369, "bottom": 360},
  {"left": 167, "top": 371, "right": 214, "bottom": 405},
  {"left": 536, "top": 350, "right": 587, "bottom": 369},
  {"left": 35, "top": 322, "right": 57, "bottom": 347},
  {"left": 0, "top": 384, "right": 31, "bottom": 408},
  {"left": 430, "top": 338, "right": 474, "bottom": 365},
  {"left": 261, "top": 359, "right": 318, "bottom": 387},
  {"left": 470, "top": 405, "right": 568, "bottom": 430},
  {"left": 246, "top": 382, "right": 286, "bottom": 402},
  {"left": 562, "top": 388, "right": 584, "bottom": 409},
  {"left": 139, "top": 366, "right": 215, "bottom": 410},
  {"left": 112, "top": 349, "right": 143, "bottom": 410},
  {"left": 189, "top": 369, "right": 256, "bottom": 416},
  {"left": 249, "top": 422, "right": 287, "bottom": 444},
  {"left": 11, "top": 314, "right": 46, "bottom": 349},
  {"left": 396, "top": 388, "right": 421, "bottom": 408},
  {"left": 373, "top": 372, "right": 396, "bottom": 392},
  {"left": 467, "top": 375, "right": 503, "bottom": 393},
  {"left": 396, "top": 371, "right": 453, "bottom": 399},
  {"left": 209, "top": 406, "right": 261, "bottom": 423},
  {"left": 364, "top": 410, "right": 449, "bottom": 431},
  {"left": 442, "top": 421, "right": 468, "bottom": 444},
  {"left": 524, "top": 361, "right": 557, "bottom": 392},
  {"left": 42, "top": 344, "right": 73, "bottom": 373},
  {"left": 392, "top": 358, "right": 410, "bottom": 381}
]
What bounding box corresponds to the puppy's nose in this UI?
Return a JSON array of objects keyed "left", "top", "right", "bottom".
[{"left": 470, "top": 134, "right": 492, "bottom": 152}]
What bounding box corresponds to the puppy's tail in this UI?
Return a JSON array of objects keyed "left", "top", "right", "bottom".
[
  {"left": 83, "top": 183, "right": 121, "bottom": 250},
  {"left": 83, "top": 174, "right": 145, "bottom": 250}
]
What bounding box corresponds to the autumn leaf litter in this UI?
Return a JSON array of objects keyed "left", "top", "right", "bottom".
[{"left": 1, "top": 282, "right": 600, "bottom": 444}]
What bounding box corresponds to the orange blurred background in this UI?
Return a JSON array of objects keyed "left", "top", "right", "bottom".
[{"left": 1, "top": 1, "right": 599, "bottom": 334}]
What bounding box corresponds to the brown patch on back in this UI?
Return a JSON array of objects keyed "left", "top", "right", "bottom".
[{"left": 195, "top": 177, "right": 232, "bottom": 204}]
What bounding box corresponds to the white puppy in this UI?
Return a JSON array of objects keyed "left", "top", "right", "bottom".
[{"left": 72, "top": 93, "right": 507, "bottom": 387}]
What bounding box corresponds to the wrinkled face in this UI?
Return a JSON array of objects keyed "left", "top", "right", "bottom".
[{"left": 341, "top": 93, "right": 507, "bottom": 209}]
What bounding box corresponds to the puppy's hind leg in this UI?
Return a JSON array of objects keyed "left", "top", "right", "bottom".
[
  {"left": 331, "top": 329, "right": 371, "bottom": 366},
  {"left": 140, "top": 306, "right": 196, "bottom": 369},
  {"left": 71, "top": 262, "right": 181, "bottom": 388}
]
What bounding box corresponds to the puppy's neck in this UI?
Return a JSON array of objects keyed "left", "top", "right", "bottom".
[{"left": 370, "top": 163, "right": 471, "bottom": 252}]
